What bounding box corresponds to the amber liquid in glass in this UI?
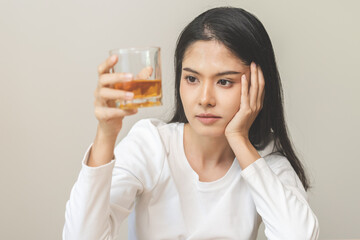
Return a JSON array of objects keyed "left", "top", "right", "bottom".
[{"left": 114, "top": 79, "right": 162, "bottom": 109}]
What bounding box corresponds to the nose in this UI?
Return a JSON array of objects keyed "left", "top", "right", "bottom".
[{"left": 199, "top": 81, "right": 216, "bottom": 107}]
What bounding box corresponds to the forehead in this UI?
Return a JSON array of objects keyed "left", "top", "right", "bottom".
[{"left": 182, "top": 40, "right": 246, "bottom": 70}]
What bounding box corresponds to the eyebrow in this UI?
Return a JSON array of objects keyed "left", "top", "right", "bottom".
[{"left": 183, "top": 67, "right": 242, "bottom": 77}]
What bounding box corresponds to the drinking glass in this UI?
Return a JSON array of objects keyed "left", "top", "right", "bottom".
[{"left": 109, "top": 47, "right": 162, "bottom": 109}]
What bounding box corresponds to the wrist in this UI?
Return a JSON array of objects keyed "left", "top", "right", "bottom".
[
  {"left": 96, "top": 124, "right": 119, "bottom": 142},
  {"left": 226, "top": 134, "right": 260, "bottom": 170},
  {"left": 225, "top": 132, "right": 249, "bottom": 145},
  {"left": 88, "top": 127, "right": 117, "bottom": 167}
]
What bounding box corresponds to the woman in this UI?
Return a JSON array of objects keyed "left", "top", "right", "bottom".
[{"left": 63, "top": 7, "right": 319, "bottom": 240}]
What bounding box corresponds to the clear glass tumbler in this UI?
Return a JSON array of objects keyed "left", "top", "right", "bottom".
[{"left": 109, "top": 47, "right": 162, "bottom": 109}]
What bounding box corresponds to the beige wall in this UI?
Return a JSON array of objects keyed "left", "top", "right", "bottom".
[{"left": 1, "top": 0, "right": 359, "bottom": 239}]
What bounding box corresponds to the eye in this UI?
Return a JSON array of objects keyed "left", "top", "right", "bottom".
[
  {"left": 217, "top": 79, "right": 233, "bottom": 86},
  {"left": 185, "top": 75, "right": 198, "bottom": 83}
]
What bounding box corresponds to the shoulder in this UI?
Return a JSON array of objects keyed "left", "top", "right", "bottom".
[
  {"left": 127, "top": 118, "right": 166, "bottom": 135},
  {"left": 258, "top": 139, "right": 306, "bottom": 190},
  {"left": 115, "top": 118, "right": 169, "bottom": 152},
  {"left": 125, "top": 118, "right": 181, "bottom": 145},
  {"left": 257, "top": 137, "right": 294, "bottom": 176},
  {"left": 127, "top": 118, "right": 179, "bottom": 136},
  {"left": 113, "top": 118, "right": 178, "bottom": 189},
  {"left": 125, "top": 118, "right": 182, "bottom": 153},
  {"left": 263, "top": 153, "right": 307, "bottom": 196},
  {"left": 263, "top": 153, "right": 293, "bottom": 175},
  {"left": 113, "top": 119, "right": 182, "bottom": 185}
]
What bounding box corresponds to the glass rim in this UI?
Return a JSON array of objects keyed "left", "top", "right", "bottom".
[{"left": 109, "top": 46, "right": 160, "bottom": 55}]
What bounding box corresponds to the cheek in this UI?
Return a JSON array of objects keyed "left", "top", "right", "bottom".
[
  {"left": 179, "top": 81, "right": 191, "bottom": 109},
  {"left": 179, "top": 81, "right": 186, "bottom": 104},
  {"left": 230, "top": 96, "right": 241, "bottom": 113},
  {"left": 221, "top": 89, "right": 241, "bottom": 116}
]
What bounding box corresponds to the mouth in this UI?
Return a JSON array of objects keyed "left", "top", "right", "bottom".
[{"left": 195, "top": 113, "right": 221, "bottom": 124}]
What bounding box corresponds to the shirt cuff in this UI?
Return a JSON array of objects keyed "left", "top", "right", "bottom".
[
  {"left": 80, "top": 143, "right": 116, "bottom": 177},
  {"left": 240, "top": 157, "right": 268, "bottom": 179}
]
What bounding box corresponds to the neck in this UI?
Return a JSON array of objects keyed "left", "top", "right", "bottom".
[{"left": 183, "top": 123, "right": 235, "bottom": 169}]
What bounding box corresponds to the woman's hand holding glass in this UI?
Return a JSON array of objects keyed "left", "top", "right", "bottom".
[
  {"left": 94, "top": 55, "right": 138, "bottom": 137},
  {"left": 89, "top": 55, "right": 138, "bottom": 167}
]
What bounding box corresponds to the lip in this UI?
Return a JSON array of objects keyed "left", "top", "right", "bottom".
[{"left": 195, "top": 113, "right": 221, "bottom": 125}]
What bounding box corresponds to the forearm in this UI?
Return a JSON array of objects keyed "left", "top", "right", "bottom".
[
  {"left": 241, "top": 158, "right": 319, "bottom": 239},
  {"left": 63, "top": 148, "right": 115, "bottom": 240},
  {"left": 227, "top": 134, "right": 319, "bottom": 238},
  {"left": 226, "top": 135, "right": 261, "bottom": 170}
]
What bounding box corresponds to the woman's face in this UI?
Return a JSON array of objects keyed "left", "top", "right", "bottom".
[{"left": 180, "top": 40, "right": 250, "bottom": 138}]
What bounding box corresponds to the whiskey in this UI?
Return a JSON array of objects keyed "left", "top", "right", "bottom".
[{"left": 114, "top": 79, "right": 162, "bottom": 109}]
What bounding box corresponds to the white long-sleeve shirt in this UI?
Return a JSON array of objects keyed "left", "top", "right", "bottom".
[{"left": 63, "top": 118, "right": 319, "bottom": 240}]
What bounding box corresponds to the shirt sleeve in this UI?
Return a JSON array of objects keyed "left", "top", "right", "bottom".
[
  {"left": 63, "top": 119, "right": 166, "bottom": 240},
  {"left": 240, "top": 154, "right": 319, "bottom": 240}
]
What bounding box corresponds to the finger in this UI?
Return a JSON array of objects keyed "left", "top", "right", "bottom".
[
  {"left": 95, "top": 106, "right": 138, "bottom": 120},
  {"left": 96, "top": 87, "right": 134, "bottom": 101},
  {"left": 249, "top": 62, "right": 259, "bottom": 110},
  {"left": 99, "top": 72, "right": 133, "bottom": 87},
  {"left": 136, "top": 66, "right": 153, "bottom": 80},
  {"left": 241, "top": 74, "right": 250, "bottom": 108},
  {"left": 97, "top": 55, "right": 118, "bottom": 76},
  {"left": 257, "top": 66, "right": 266, "bottom": 110}
]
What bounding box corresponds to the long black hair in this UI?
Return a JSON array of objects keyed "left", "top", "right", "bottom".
[{"left": 169, "top": 7, "right": 310, "bottom": 190}]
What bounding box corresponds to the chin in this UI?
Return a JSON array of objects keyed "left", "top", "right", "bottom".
[{"left": 192, "top": 122, "right": 227, "bottom": 138}]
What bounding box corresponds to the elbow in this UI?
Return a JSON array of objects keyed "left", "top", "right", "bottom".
[
  {"left": 306, "top": 213, "right": 320, "bottom": 240},
  {"left": 287, "top": 212, "right": 320, "bottom": 240},
  {"left": 62, "top": 224, "right": 113, "bottom": 240}
]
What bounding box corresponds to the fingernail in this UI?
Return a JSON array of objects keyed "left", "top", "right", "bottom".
[
  {"left": 242, "top": 74, "right": 246, "bottom": 81},
  {"left": 125, "top": 92, "right": 134, "bottom": 99},
  {"left": 111, "top": 55, "right": 117, "bottom": 62}
]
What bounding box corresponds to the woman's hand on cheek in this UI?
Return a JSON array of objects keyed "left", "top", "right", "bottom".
[{"left": 225, "top": 62, "right": 265, "bottom": 141}]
